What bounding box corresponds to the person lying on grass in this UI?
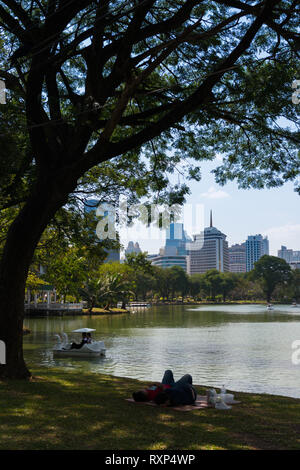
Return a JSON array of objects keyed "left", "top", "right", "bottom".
[{"left": 132, "top": 370, "right": 197, "bottom": 406}]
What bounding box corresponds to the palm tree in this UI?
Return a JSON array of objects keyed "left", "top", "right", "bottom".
[
  {"left": 78, "top": 280, "right": 98, "bottom": 313},
  {"left": 97, "top": 273, "right": 134, "bottom": 310},
  {"left": 80, "top": 272, "right": 134, "bottom": 312}
]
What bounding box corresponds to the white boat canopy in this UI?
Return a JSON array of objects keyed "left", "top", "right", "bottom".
[{"left": 72, "top": 328, "right": 96, "bottom": 333}]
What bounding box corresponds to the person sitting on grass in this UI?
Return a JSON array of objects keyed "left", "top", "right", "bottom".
[{"left": 132, "top": 370, "right": 197, "bottom": 406}]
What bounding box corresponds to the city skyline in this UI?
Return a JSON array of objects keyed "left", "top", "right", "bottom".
[
  {"left": 119, "top": 214, "right": 298, "bottom": 259},
  {"left": 119, "top": 158, "right": 300, "bottom": 257}
]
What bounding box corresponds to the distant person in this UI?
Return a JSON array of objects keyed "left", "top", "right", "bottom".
[
  {"left": 86, "top": 333, "right": 92, "bottom": 344},
  {"left": 132, "top": 370, "right": 197, "bottom": 406},
  {"left": 70, "top": 333, "right": 88, "bottom": 349}
]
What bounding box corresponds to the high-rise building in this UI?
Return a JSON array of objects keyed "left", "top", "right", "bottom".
[
  {"left": 229, "top": 243, "right": 246, "bottom": 273},
  {"left": 246, "top": 234, "right": 269, "bottom": 271},
  {"left": 165, "top": 223, "right": 191, "bottom": 256},
  {"left": 148, "top": 222, "right": 191, "bottom": 272},
  {"left": 278, "top": 246, "right": 300, "bottom": 263},
  {"left": 85, "top": 199, "right": 120, "bottom": 263},
  {"left": 150, "top": 254, "right": 187, "bottom": 271},
  {"left": 125, "top": 241, "right": 142, "bottom": 255},
  {"left": 186, "top": 211, "right": 229, "bottom": 275},
  {"left": 278, "top": 246, "right": 300, "bottom": 270}
]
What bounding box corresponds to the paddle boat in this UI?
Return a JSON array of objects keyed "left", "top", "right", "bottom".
[
  {"left": 53, "top": 328, "right": 106, "bottom": 357},
  {"left": 267, "top": 303, "right": 274, "bottom": 311}
]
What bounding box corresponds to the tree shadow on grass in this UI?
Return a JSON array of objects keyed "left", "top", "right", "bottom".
[{"left": 0, "top": 368, "right": 300, "bottom": 450}]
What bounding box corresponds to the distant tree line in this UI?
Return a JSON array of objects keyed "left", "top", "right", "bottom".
[{"left": 33, "top": 247, "right": 300, "bottom": 308}]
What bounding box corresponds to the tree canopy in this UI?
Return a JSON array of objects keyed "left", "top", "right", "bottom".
[
  {"left": 251, "top": 254, "right": 292, "bottom": 301},
  {"left": 0, "top": 0, "right": 299, "bottom": 209}
]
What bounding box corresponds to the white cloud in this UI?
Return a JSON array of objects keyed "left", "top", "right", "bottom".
[
  {"left": 264, "top": 224, "right": 300, "bottom": 255},
  {"left": 200, "top": 186, "right": 230, "bottom": 200}
]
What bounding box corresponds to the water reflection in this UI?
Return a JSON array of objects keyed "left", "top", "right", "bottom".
[{"left": 23, "top": 305, "right": 300, "bottom": 398}]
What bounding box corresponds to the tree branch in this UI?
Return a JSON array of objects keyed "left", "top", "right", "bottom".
[
  {"left": 76, "top": 0, "right": 282, "bottom": 173},
  {"left": 0, "top": 4, "right": 26, "bottom": 38},
  {"left": 2, "top": 0, "right": 34, "bottom": 28},
  {"left": 0, "top": 70, "right": 24, "bottom": 94}
]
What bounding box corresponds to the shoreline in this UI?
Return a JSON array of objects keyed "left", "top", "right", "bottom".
[
  {"left": 24, "top": 307, "right": 130, "bottom": 317},
  {"left": 127, "top": 301, "right": 281, "bottom": 306},
  {"left": 23, "top": 301, "right": 288, "bottom": 317},
  {"left": 30, "top": 364, "right": 300, "bottom": 401},
  {"left": 115, "top": 374, "right": 300, "bottom": 401}
]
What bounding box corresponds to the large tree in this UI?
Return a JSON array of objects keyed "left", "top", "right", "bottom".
[
  {"left": 203, "top": 268, "right": 223, "bottom": 300},
  {"left": 124, "top": 252, "right": 155, "bottom": 300},
  {"left": 220, "top": 272, "right": 238, "bottom": 302},
  {"left": 169, "top": 265, "right": 189, "bottom": 300},
  {"left": 0, "top": 0, "right": 299, "bottom": 378},
  {"left": 292, "top": 269, "right": 300, "bottom": 303},
  {"left": 251, "top": 254, "right": 292, "bottom": 302}
]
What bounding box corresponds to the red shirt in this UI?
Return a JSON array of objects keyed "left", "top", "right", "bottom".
[{"left": 146, "top": 384, "right": 171, "bottom": 401}]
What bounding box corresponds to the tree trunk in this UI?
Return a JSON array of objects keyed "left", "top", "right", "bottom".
[{"left": 0, "top": 173, "right": 75, "bottom": 379}]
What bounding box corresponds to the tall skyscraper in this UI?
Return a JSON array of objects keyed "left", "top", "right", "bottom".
[
  {"left": 246, "top": 234, "right": 269, "bottom": 271},
  {"left": 165, "top": 222, "right": 191, "bottom": 256},
  {"left": 148, "top": 222, "right": 191, "bottom": 272},
  {"left": 186, "top": 211, "right": 229, "bottom": 275},
  {"left": 229, "top": 243, "right": 246, "bottom": 273},
  {"left": 85, "top": 199, "right": 120, "bottom": 263}
]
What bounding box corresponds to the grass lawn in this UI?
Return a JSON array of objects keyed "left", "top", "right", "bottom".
[{"left": 0, "top": 366, "right": 300, "bottom": 450}]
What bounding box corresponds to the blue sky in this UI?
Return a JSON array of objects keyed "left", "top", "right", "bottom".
[
  {"left": 119, "top": 158, "right": 300, "bottom": 256},
  {"left": 185, "top": 160, "right": 300, "bottom": 255}
]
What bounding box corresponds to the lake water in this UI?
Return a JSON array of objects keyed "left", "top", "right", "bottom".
[{"left": 23, "top": 304, "right": 300, "bottom": 398}]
